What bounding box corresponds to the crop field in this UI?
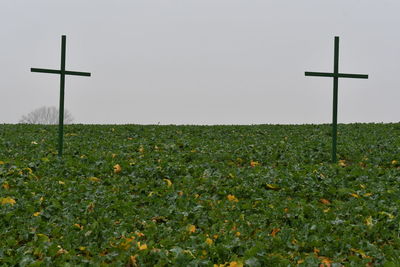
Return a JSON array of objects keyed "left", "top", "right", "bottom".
[{"left": 0, "top": 123, "right": 399, "bottom": 266}]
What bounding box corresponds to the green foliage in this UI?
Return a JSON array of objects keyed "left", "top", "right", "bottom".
[{"left": 0, "top": 123, "right": 399, "bottom": 266}]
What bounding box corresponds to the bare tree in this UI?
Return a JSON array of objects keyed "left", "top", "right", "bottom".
[{"left": 19, "top": 106, "right": 74, "bottom": 124}]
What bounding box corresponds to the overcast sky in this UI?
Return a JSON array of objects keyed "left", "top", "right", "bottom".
[{"left": 1, "top": 0, "right": 399, "bottom": 124}]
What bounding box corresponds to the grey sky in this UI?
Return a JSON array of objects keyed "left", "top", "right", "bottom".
[{"left": 1, "top": 0, "right": 399, "bottom": 124}]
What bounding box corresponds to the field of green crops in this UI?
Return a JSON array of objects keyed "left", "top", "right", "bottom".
[{"left": 1, "top": 123, "right": 399, "bottom": 266}]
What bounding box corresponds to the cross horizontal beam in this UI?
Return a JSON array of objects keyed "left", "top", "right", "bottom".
[
  {"left": 31, "top": 68, "right": 91, "bottom": 77},
  {"left": 305, "top": 71, "right": 368, "bottom": 79}
]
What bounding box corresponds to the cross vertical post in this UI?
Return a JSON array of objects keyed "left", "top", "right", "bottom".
[
  {"left": 332, "top": 36, "right": 339, "bottom": 163},
  {"left": 31, "top": 35, "right": 91, "bottom": 158},
  {"left": 59, "top": 36, "right": 66, "bottom": 157},
  {"left": 305, "top": 36, "right": 368, "bottom": 163}
]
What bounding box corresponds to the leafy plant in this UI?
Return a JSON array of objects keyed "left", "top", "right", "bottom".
[{"left": 0, "top": 123, "right": 399, "bottom": 266}]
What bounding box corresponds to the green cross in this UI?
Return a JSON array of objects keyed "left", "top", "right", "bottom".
[
  {"left": 31, "top": 35, "right": 91, "bottom": 157},
  {"left": 305, "top": 36, "right": 368, "bottom": 163}
]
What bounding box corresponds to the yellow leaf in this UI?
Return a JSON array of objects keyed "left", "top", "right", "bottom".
[
  {"left": 74, "top": 224, "right": 84, "bottom": 230},
  {"left": 229, "top": 261, "right": 244, "bottom": 267},
  {"left": 365, "top": 216, "right": 373, "bottom": 227},
  {"left": 319, "top": 257, "right": 333, "bottom": 265},
  {"left": 130, "top": 255, "right": 138, "bottom": 266},
  {"left": 183, "top": 249, "right": 195, "bottom": 258},
  {"left": 1, "top": 197, "right": 16, "bottom": 205},
  {"left": 113, "top": 164, "right": 122, "bottom": 174},
  {"left": 79, "top": 246, "right": 86, "bottom": 251},
  {"left": 284, "top": 208, "right": 289, "bottom": 213},
  {"left": 363, "top": 193, "right": 373, "bottom": 197},
  {"left": 188, "top": 224, "right": 196, "bottom": 233},
  {"left": 36, "top": 233, "right": 49, "bottom": 241},
  {"left": 2, "top": 182, "right": 10, "bottom": 190},
  {"left": 205, "top": 237, "right": 213, "bottom": 245},
  {"left": 135, "top": 232, "right": 145, "bottom": 237},
  {"left": 163, "top": 178, "right": 172, "bottom": 187},
  {"left": 119, "top": 236, "right": 135, "bottom": 250},
  {"left": 297, "top": 259, "right": 305, "bottom": 264},
  {"left": 126, "top": 236, "right": 135, "bottom": 242},
  {"left": 338, "top": 160, "right": 347, "bottom": 167},
  {"left": 266, "top": 184, "right": 280, "bottom": 191},
  {"left": 379, "top": 211, "right": 395, "bottom": 219},
  {"left": 58, "top": 181, "right": 65, "bottom": 185},
  {"left": 88, "top": 177, "right": 101, "bottom": 182},
  {"left": 138, "top": 146, "right": 145, "bottom": 153},
  {"left": 0, "top": 161, "right": 4, "bottom": 165},
  {"left": 319, "top": 198, "right": 331, "bottom": 205},
  {"left": 137, "top": 242, "right": 148, "bottom": 250},
  {"left": 350, "top": 248, "right": 368, "bottom": 258},
  {"left": 87, "top": 202, "right": 95, "bottom": 212},
  {"left": 33, "top": 211, "right": 41, "bottom": 217},
  {"left": 41, "top": 157, "right": 50, "bottom": 162},
  {"left": 250, "top": 161, "right": 260, "bottom": 167},
  {"left": 112, "top": 153, "right": 117, "bottom": 158},
  {"left": 31, "top": 141, "right": 38, "bottom": 145},
  {"left": 56, "top": 248, "right": 68, "bottom": 255},
  {"left": 227, "top": 194, "right": 239, "bottom": 202},
  {"left": 350, "top": 193, "right": 360, "bottom": 198},
  {"left": 270, "top": 228, "right": 280, "bottom": 237},
  {"left": 392, "top": 160, "right": 398, "bottom": 165},
  {"left": 235, "top": 231, "right": 241, "bottom": 237}
]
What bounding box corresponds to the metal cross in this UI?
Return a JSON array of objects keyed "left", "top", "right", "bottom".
[
  {"left": 31, "top": 35, "right": 91, "bottom": 157},
  {"left": 305, "top": 36, "right": 368, "bottom": 163}
]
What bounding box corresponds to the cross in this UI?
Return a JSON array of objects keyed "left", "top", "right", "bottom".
[
  {"left": 305, "top": 36, "right": 368, "bottom": 163},
  {"left": 31, "top": 35, "right": 91, "bottom": 157}
]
